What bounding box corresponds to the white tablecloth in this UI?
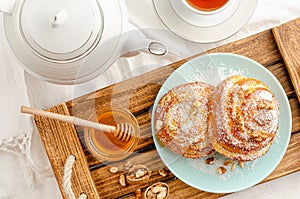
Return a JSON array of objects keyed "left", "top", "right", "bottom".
[{"left": 0, "top": 0, "right": 299, "bottom": 198}]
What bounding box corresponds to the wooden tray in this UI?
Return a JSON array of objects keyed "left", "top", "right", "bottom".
[{"left": 34, "top": 18, "right": 300, "bottom": 199}]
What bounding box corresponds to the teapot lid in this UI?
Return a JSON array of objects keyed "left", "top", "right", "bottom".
[
  {"left": 19, "top": 0, "right": 103, "bottom": 61},
  {"left": 3, "top": 0, "right": 123, "bottom": 84}
]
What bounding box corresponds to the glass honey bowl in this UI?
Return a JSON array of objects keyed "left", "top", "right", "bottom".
[{"left": 84, "top": 108, "right": 140, "bottom": 162}]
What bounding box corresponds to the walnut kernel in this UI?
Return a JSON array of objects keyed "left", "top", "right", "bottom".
[
  {"left": 126, "top": 165, "right": 151, "bottom": 184},
  {"left": 119, "top": 174, "right": 126, "bottom": 187},
  {"left": 158, "top": 169, "right": 168, "bottom": 177},
  {"left": 231, "top": 162, "right": 237, "bottom": 171},
  {"left": 134, "top": 189, "right": 142, "bottom": 199},
  {"left": 144, "top": 182, "right": 169, "bottom": 199},
  {"left": 205, "top": 157, "right": 215, "bottom": 165},
  {"left": 217, "top": 167, "right": 227, "bottom": 175},
  {"left": 238, "top": 161, "right": 245, "bottom": 169},
  {"left": 109, "top": 166, "right": 119, "bottom": 174},
  {"left": 223, "top": 159, "right": 233, "bottom": 166}
]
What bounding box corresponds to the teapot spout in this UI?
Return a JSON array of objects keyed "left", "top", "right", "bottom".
[{"left": 0, "top": 0, "right": 16, "bottom": 14}]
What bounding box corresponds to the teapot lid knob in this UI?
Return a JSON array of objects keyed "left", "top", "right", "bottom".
[{"left": 51, "top": 10, "right": 68, "bottom": 28}]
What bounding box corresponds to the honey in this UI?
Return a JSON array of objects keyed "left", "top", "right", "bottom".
[
  {"left": 186, "top": 0, "right": 229, "bottom": 12},
  {"left": 84, "top": 108, "right": 139, "bottom": 162}
]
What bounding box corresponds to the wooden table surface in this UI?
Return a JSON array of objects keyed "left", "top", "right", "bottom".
[{"left": 34, "top": 18, "right": 300, "bottom": 199}]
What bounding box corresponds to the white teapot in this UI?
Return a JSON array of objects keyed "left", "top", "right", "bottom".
[{"left": 0, "top": 0, "right": 135, "bottom": 84}]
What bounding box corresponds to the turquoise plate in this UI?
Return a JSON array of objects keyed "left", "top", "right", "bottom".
[{"left": 151, "top": 53, "right": 292, "bottom": 193}]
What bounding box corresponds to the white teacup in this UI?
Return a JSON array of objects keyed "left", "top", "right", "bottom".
[{"left": 170, "top": 0, "right": 239, "bottom": 27}]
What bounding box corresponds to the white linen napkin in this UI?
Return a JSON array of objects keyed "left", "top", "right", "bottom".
[
  {"left": 0, "top": 13, "right": 62, "bottom": 198},
  {"left": 0, "top": 15, "right": 31, "bottom": 140}
]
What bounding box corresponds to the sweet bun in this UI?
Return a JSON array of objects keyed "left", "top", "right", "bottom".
[
  {"left": 154, "top": 82, "right": 214, "bottom": 158},
  {"left": 209, "top": 75, "right": 280, "bottom": 161}
]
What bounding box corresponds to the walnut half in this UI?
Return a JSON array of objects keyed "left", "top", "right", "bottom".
[
  {"left": 144, "top": 182, "right": 169, "bottom": 199},
  {"left": 125, "top": 164, "right": 151, "bottom": 184}
]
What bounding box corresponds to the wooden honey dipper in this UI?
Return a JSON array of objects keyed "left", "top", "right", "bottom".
[{"left": 21, "top": 105, "right": 134, "bottom": 142}]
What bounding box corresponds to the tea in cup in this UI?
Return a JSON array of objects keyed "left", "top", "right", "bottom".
[{"left": 184, "top": 0, "right": 230, "bottom": 14}]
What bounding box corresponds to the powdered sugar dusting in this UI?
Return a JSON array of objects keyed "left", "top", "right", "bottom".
[
  {"left": 188, "top": 152, "right": 258, "bottom": 181},
  {"left": 185, "top": 62, "right": 244, "bottom": 86}
]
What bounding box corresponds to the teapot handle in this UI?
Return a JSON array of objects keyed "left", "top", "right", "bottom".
[
  {"left": 0, "top": 0, "right": 16, "bottom": 14},
  {"left": 118, "top": 29, "right": 168, "bottom": 57}
]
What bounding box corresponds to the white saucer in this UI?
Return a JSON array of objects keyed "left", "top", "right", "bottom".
[{"left": 152, "top": 0, "right": 258, "bottom": 43}]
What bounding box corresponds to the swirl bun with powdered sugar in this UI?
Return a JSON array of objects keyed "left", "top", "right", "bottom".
[
  {"left": 154, "top": 82, "right": 214, "bottom": 159},
  {"left": 209, "top": 75, "right": 280, "bottom": 161}
]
